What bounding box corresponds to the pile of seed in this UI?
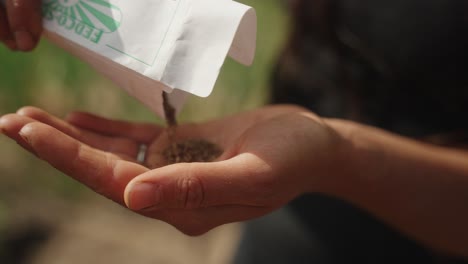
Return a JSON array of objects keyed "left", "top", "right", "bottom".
[
  {"left": 162, "top": 139, "right": 223, "bottom": 164},
  {"left": 159, "top": 93, "right": 223, "bottom": 165}
]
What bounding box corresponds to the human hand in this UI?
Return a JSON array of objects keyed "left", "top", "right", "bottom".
[
  {"left": 0, "top": 0, "right": 43, "bottom": 51},
  {"left": 0, "top": 105, "right": 344, "bottom": 235}
]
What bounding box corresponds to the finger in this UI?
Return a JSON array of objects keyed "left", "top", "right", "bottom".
[
  {"left": 0, "top": 5, "right": 16, "bottom": 50},
  {"left": 17, "top": 107, "right": 139, "bottom": 158},
  {"left": 6, "top": 0, "right": 42, "bottom": 51},
  {"left": 17, "top": 121, "right": 149, "bottom": 204},
  {"left": 124, "top": 153, "right": 276, "bottom": 211},
  {"left": 143, "top": 205, "right": 273, "bottom": 236},
  {"left": 66, "top": 111, "right": 162, "bottom": 143},
  {"left": 0, "top": 113, "right": 36, "bottom": 153}
]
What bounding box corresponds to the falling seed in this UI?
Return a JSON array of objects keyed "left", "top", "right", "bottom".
[{"left": 149, "top": 92, "right": 223, "bottom": 167}]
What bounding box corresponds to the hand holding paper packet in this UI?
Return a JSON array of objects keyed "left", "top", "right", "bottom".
[{"left": 39, "top": 0, "right": 257, "bottom": 118}]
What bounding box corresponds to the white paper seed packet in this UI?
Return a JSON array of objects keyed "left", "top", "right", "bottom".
[{"left": 41, "top": 0, "right": 257, "bottom": 118}]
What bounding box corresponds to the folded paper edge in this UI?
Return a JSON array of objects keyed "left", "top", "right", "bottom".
[
  {"left": 161, "top": 0, "right": 256, "bottom": 98},
  {"left": 228, "top": 7, "right": 257, "bottom": 66}
]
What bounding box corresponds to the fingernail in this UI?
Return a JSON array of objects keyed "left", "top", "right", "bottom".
[
  {"left": 18, "top": 125, "right": 33, "bottom": 144},
  {"left": 17, "top": 125, "right": 39, "bottom": 157},
  {"left": 14, "top": 31, "right": 34, "bottom": 51},
  {"left": 127, "top": 182, "right": 160, "bottom": 211},
  {"left": 4, "top": 39, "right": 17, "bottom": 51}
]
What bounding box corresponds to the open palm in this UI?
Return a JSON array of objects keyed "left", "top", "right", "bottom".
[{"left": 0, "top": 105, "right": 339, "bottom": 235}]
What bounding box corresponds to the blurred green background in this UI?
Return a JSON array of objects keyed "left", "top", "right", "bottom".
[{"left": 0, "top": 0, "right": 289, "bottom": 263}]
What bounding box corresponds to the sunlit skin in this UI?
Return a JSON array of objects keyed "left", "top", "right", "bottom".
[
  {"left": 1, "top": 106, "right": 468, "bottom": 257},
  {"left": 0, "top": 0, "right": 42, "bottom": 51},
  {"left": 0, "top": 105, "right": 338, "bottom": 235}
]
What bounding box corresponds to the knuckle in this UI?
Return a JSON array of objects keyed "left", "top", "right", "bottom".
[
  {"left": 90, "top": 153, "right": 115, "bottom": 196},
  {"left": 176, "top": 170, "right": 205, "bottom": 209},
  {"left": 70, "top": 144, "right": 109, "bottom": 195}
]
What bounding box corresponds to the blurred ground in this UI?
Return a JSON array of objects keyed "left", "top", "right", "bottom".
[
  {"left": 32, "top": 198, "right": 241, "bottom": 264},
  {"left": 1, "top": 187, "right": 241, "bottom": 264},
  {"left": 0, "top": 0, "right": 287, "bottom": 263}
]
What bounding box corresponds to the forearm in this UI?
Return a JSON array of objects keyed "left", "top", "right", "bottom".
[{"left": 324, "top": 119, "right": 468, "bottom": 256}]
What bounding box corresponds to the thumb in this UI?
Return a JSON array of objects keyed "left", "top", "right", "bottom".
[{"left": 124, "top": 153, "right": 270, "bottom": 211}]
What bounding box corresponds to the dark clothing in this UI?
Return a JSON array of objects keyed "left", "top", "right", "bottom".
[
  {"left": 272, "top": 0, "right": 468, "bottom": 137},
  {"left": 235, "top": 0, "right": 468, "bottom": 263}
]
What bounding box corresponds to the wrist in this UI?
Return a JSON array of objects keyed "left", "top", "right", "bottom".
[{"left": 315, "top": 118, "right": 380, "bottom": 200}]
